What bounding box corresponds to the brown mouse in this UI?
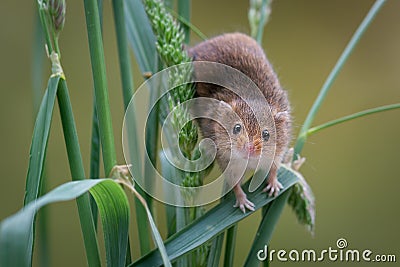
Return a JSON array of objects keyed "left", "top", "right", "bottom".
[{"left": 188, "top": 33, "right": 292, "bottom": 212}]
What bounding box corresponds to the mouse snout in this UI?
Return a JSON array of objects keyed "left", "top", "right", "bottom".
[
  {"left": 244, "top": 139, "right": 262, "bottom": 156},
  {"left": 235, "top": 135, "right": 262, "bottom": 157},
  {"left": 246, "top": 143, "right": 256, "bottom": 153}
]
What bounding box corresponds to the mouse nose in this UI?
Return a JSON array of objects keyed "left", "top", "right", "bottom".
[
  {"left": 246, "top": 143, "right": 256, "bottom": 155},
  {"left": 246, "top": 143, "right": 255, "bottom": 152},
  {"left": 245, "top": 141, "right": 261, "bottom": 155}
]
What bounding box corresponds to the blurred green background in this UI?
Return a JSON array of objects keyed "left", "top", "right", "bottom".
[{"left": 1, "top": 0, "right": 399, "bottom": 266}]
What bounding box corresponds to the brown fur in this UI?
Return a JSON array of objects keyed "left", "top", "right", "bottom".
[{"left": 188, "top": 33, "right": 292, "bottom": 210}]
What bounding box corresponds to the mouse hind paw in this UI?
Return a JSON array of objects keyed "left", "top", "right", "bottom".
[
  {"left": 234, "top": 195, "right": 255, "bottom": 213},
  {"left": 263, "top": 179, "right": 283, "bottom": 197}
]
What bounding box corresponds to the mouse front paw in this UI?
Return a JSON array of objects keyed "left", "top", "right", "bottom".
[
  {"left": 263, "top": 178, "right": 283, "bottom": 197},
  {"left": 234, "top": 195, "right": 255, "bottom": 213},
  {"left": 283, "top": 147, "right": 306, "bottom": 171}
]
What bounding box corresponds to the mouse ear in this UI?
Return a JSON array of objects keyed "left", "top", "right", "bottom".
[
  {"left": 274, "top": 111, "right": 290, "bottom": 122},
  {"left": 219, "top": 100, "right": 232, "bottom": 109}
]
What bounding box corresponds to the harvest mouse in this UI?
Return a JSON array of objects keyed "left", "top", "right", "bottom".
[{"left": 188, "top": 33, "right": 292, "bottom": 212}]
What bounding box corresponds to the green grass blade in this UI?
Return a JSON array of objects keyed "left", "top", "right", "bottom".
[
  {"left": 124, "top": 0, "right": 161, "bottom": 255},
  {"left": 207, "top": 233, "right": 224, "bottom": 267},
  {"left": 36, "top": 1, "right": 53, "bottom": 54},
  {"left": 167, "top": 8, "right": 207, "bottom": 41},
  {"left": 33, "top": 1, "right": 101, "bottom": 265},
  {"left": 307, "top": 103, "right": 400, "bottom": 136},
  {"left": 98, "top": 0, "right": 104, "bottom": 27},
  {"left": 0, "top": 179, "right": 128, "bottom": 267},
  {"left": 118, "top": 179, "right": 172, "bottom": 267},
  {"left": 288, "top": 181, "right": 315, "bottom": 233},
  {"left": 90, "top": 181, "right": 130, "bottom": 267},
  {"left": 111, "top": 1, "right": 135, "bottom": 263},
  {"left": 112, "top": 0, "right": 135, "bottom": 107},
  {"left": 223, "top": 225, "right": 237, "bottom": 267},
  {"left": 243, "top": 190, "right": 292, "bottom": 267},
  {"left": 294, "top": 0, "right": 387, "bottom": 155},
  {"left": 160, "top": 151, "right": 177, "bottom": 237},
  {"left": 249, "top": 0, "right": 273, "bottom": 44},
  {"left": 145, "top": 204, "right": 172, "bottom": 267},
  {"left": 31, "top": 14, "right": 49, "bottom": 267},
  {"left": 143, "top": 82, "right": 160, "bottom": 208},
  {"left": 177, "top": 0, "right": 191, "bottom": 44},
  {"left": 124, "top": 0, "right": 160, "bottom": 192},
  {"left": 24, "top": 76, "right": 59, "bottom": 205},
  {"left": 256, "top": 0, "right": 271, "bottom": 44},
  {"left": 32, "top": 13, "right": 45, "bottom": 114},
  {"left": 160, "top": 151, "right": 186, "bottom": 266},
  {"left": 57, "top": 79, "right": 101, "bottom": 267},
  {"left": 130, "top": 167, "right": 299, "bottom": 267},
  {"left": 124, "top": 102, "right": 153, "bottom": 255},
  {"left": 84, "top": 0, "right": 117, "bottom": 174},
  {"left": 164, "top": 0, "right": 174, "bottom": 9},
  {"left": 125, "top": 0, "right": 158, "bottom": 73},
  {"left": 89, "top": 102, "right": 100, "bottom": 228},
  {"left": 88, "top": 0, "right": 103, "bottom": 231}
]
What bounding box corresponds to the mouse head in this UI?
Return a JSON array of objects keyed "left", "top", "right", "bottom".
[{"left": 212, "top": 97, "right": 276, "bottom": 160}]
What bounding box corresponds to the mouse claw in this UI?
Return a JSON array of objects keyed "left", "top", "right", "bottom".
[
  {"left": 283, "top": 147, "right": 306, "bottom": 171},
  {"left": 234, "top": 197, "right": 255, "bottom": 213},
  {"left": 292, "top": 156, "right": 306, "bottom": 171},
  {"left": 283, "top": 148, "right": 294, "bottom": 164},
  {"left": 263, "top": 180, "right": 283, "bottom": 197}
]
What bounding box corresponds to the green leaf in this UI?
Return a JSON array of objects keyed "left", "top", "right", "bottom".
[
  {"left": 125, "top": 0, "right": 158, "bottom": 73},
  {"left": 207, "top": 233, "right": 224, "bottom": 267},
  {"left": 124, "top": 0, "right": 160, "bottom": 256},
  {"left": 144, "top": 202, "right": 172, "bottom": 267},
  {"left": 160, "top": 151, "right": 178, "bottom": 237},
  {"left": 177, "top": 0, "right": 191, "bottom": 44},
  {"left": 0, "top": 179, "right": 130, "bottom": 267},
  {"left": 57, "top": 79, "right": 102, "bottom": 267},
  {"left": 167, "top": 8, "right": 207, "bottom": 41},
  {"left": 31, "top": 13, "right": 46, "bottom": 114},
  {"left": 244, "top": 190, "right": 291, "bottom": 266},
  {"left": 130, "top": 167, "right": 299, "bottom": 267},
  {"left": 24, "top": 76, "right": 59, "bottom": 205},
  {"left": 89, "top": 102, "right": 100, "bottom": 228},
  {"left": 83, "top": 0, "right": 117, "bottom": 175},
  {"left": 89, "top": 180, "right": 130, "bottom": 267},
  {"left": 31, "top": 12, "right": 50, "bottom": 267},
  {"left": 112, "top": 0, "right": 135, "bottom": 108},
  {"left": 288, "top": 176, "right": 315, "bottom": 233},
  {"left": 223, "top": 225, "right": 237, "bottom": 267},
  {"left": 89, "top": 0, "right": 104, "bottom": 231},
  {"left": 118, "top": 179, "right": 172, "bottom": 267}
]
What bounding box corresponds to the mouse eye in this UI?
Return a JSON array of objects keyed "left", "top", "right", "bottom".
[
  {"left": 233, "top": 124, "right": 242, "bottom": 135},
  {"left": 262, "top": 129, "right": 270, "bottom": 141}
]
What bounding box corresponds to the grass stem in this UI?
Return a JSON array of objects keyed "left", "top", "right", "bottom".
[
  {"left": 307, "top": 103, "right": 400, "bottom": 136},
  {"left": 255, "top": 0, "right": 270, "bottom": 44},
  {"left": 112, "top": 0, "right": 152, "bottom": 255},
  {"left": 223, "top": 225, "right": 237, "bottom": 267},
  {"left": 178, "top": 0, "right": 191, "bottom": 44},
  {"left": 168, "top": 8, "right": 207, "bottom": 41},
  {"left": 83, "top": 0, "right": 117, "bottom": 174},
  {"left": 57, "top": 79, "right": 101, "bottom": 267},
  {"left": 294, "top": 0, "right": 387, "bottom": 156}
]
